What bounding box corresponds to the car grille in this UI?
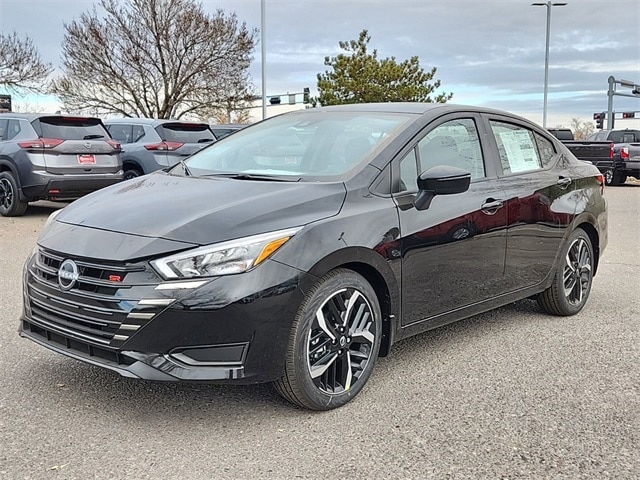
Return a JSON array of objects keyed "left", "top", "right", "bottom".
[{"left": 22, "top": 248, "right": 166, "bottom": 362}]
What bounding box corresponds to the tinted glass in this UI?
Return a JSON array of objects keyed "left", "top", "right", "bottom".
[
  {"left": 418, "top": 118, "right": 485, "bottom": 179},
  {"left": 35, "top": 117, "right": 109, "bottom": 140},
  {"left": 183, "top": 111, "right": 414, "bottom": 180},
  {"left": 490, "top": 121, "right": 542, "bottom": 174},
  {"left": 535, "top": 133, "right": 556, "bottom": 167},
  {"left": 0, "top": 119, "right": 6, "bottom": 141},
  {"left": 158, "top": 123, "right": 215, "bottom": 143},
  {"left": 107, "top": 124, "right": 133, "bottom": 143},
  {"left": 399, "top": 148, "right": 419, "bottom": 192}
]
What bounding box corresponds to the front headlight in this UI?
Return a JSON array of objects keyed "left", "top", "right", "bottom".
[{"left": 151, "top": 227, "right": 302, "bottom": 280}]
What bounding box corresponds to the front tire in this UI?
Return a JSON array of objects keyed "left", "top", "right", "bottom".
[
  {"left": 538, "top": 228, "right": 594, "bottom": 316},
  {"left": 0, "top": 172, "right": 28, "bottom": 217},
  {"left": 274, "top": 269, "right": 382, "bottom": 410}
]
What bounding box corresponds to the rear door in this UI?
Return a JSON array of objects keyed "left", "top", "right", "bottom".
[
  {"left": 155, "top": 122, "right": 215, "bottom": 168},
  {"left": 31, "top": 116, "right": 121, "bottom": 175},
  {"left": 484, "top": 115, "right": 575, "bottom": 291}
]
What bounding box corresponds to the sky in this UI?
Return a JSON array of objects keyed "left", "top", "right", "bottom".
[{"left": 1, "top": 0, "right": 639, "bottom": 128}]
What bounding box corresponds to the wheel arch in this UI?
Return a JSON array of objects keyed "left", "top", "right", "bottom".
[
  {"left": 306, "top": 247, "right": 400, "bottom": 357},
  {"left": 122, "top": 157, "right": 144, "bottom": 174},
  {"left": 575, "top": 221, "right": 600, "bottom": 275}
]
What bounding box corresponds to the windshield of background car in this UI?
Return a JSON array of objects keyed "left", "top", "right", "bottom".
[
  {"left": 158, "top": 123, "right": 215, "bottom": 143},
  {"left": 34, "top": 117, "right": 109, "bottom": 140},
  {"left": 180, "top": 111, "right": 414, "bottom": 180}
]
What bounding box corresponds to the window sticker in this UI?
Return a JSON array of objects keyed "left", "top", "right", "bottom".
[{"left": 496, "top": 130, "right": 540, "bottom": 173}]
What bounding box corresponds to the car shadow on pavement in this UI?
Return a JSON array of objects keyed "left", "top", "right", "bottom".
[{"left": 17, "top": 299, "right": 547, "bottom": 420}]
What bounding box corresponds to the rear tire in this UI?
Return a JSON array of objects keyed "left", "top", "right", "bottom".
[
  {"left": 123, "top": 168, "right": 143, "bottom": 181},
  {"left": 274, "top": 269, "right": 382, "bottom": 410},
  {"left": 605, "top": 169, "right": 626, "bottom": 186},
  {"left": 537, "top": 228, "right": 594, "bottom": 316},
  {"left": 0, "top": 172, "right": 28, "bottom": 217}
]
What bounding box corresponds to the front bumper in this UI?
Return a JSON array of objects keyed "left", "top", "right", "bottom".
[{"left": 20, "top": 247, "right": 313, "bottom": 384}]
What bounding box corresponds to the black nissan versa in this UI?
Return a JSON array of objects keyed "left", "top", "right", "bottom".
[{"left": 19, "top": 103, "right": 607, "bottom": 410}]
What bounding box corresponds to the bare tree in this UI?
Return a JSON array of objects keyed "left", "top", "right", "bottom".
[
  {"left": 0, "top": 31, "right": 53, "bottom": 92},
  {"left": 569, "top": 117, "right": 596, "bottom": 140},
  {"left": 51, "top": 0, "right": 257, "bottom": 119}
]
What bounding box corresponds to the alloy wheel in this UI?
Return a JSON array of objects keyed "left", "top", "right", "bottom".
[
  {"left": 306, "top": 287, "right": 376, "bottom": 394},
  {"left": 562, "top": 237, "right": 592, "bottom": 305},
  {"left": 0, "top": 178, "right": 14, "bottom": 210}
]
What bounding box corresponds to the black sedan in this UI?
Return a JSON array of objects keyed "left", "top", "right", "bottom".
[{"left": 19, "top": 103, "right": 607, "bottom": 410}]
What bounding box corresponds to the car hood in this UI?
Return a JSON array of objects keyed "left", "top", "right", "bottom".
[{"left": 54, "top": 172, "right": 347, "bottom": 246}]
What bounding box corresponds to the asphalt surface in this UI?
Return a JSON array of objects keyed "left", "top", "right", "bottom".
[{"left": 1, "top": 181, "right": 639, "bottom": 479}]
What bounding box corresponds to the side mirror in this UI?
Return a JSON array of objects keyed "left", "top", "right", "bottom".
[{"left": 414, "top": 165, "right": 471, "bottom": 210}]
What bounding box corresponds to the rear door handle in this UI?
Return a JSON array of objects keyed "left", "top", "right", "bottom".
[{"left": 481, "top": 199, "right": 504, "bottom": 215}]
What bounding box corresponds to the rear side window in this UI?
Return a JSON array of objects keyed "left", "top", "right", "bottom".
[
  {"left": 34, "top": 117, "right": 109, "bottom": 140},
  {"left": 534, "top": 133, "right": 556, "bottom": 167},
  {"left": 157, "top": 123, "right": 215, "bottom": 143},
  {"left": 0, "top": 119, "right": 6, "bottom": 141},
  {"left": 490, "top": 121, "right": 542, "bottom": 174},
  {"left": 107, "top": 124, "right": 132, "bottom": 143}
]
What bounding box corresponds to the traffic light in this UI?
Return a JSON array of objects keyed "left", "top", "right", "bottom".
[
  {"left": 594, "top": 112, "right": 605, "bottom": 129},
  {"left": 269, "top": 96, "right": 281, "bottom": 105},
  {"left": 622, "top": 112, "right": 636, "bottom": 119},
  {"left": 303, "top": 87, "right": 310, "bottom": 104}
]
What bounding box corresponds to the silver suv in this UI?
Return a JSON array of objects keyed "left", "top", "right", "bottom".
[
  {"left": 0, "top": 113, "right": 123, "bottom": 217},
  {"left": 104, "top": 118, "right": 216, "bottom": 180}
]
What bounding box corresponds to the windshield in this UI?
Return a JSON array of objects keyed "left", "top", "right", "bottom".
[{"left": 179, "top": 111, "right": 414, "bottom": 180}]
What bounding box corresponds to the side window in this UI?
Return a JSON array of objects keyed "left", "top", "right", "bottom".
[
  {"left": 417, "top": 118, "right": 485, "bottom": 179},
  {"left": 534, "top": 132, "right": 556, "bottom": 167},
  {"left": 0, "top": 119, "right": 7, "bottom": 141},
  {"left": 398, "top": 148, "right": 419, "bottom": 193},
  {"left": 107, "top": 124, "right": 132, "bottom": 143},
  {"left": 6, "top": 120, "right": 22, "bottom": 141},
  {"left": 490, "top": 121, "right": 542, "bottom": 174},
  {"left": 132, "top": 125, "right": 145, "bottom": 142}
]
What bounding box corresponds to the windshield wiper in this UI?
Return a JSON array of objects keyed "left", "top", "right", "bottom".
[
  {"left": 201, "top": 173, "right": 301, "bottom": 182},
  {"left": 197, "top": 138, "right": 215, "bottom": 143}
]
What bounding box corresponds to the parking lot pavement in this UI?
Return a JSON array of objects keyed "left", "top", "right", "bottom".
[{"left": 1, "top": 186, "right": 639, "bottom": 479}]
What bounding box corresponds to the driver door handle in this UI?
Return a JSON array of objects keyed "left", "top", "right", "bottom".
[{"left": 481, "top": 199, "right": 504, "bottom": 215}]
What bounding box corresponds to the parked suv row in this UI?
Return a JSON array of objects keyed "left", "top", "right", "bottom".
[
  {"left": 105, "top": 119, "right": 216, "bottom": 180},
  {"left": 0, "top": 113, "right": 247, "bottom": 216},
  {"left": 0, "top": 113, "right": 123, "bottom": 216}
]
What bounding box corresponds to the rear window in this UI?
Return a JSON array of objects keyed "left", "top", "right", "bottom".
[
  {"left": 34, "top": 116, "right": 110, "bottom": 140},
  {"left": 608, "top": 130, "right": 640, "bottom": 143},
  {"left": 157, "top": 123, "right": 215, "bottom": 144}
]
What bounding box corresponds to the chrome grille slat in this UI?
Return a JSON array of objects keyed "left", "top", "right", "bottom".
[
  {"left": 26, "top": 248, "right": 160, "bottom": 348},
  {"left": 29, "top": 283, "right": 121, "bottom": 316},
  {"left": 29, "top": 266, "right": 139, "bottom": 303},
  {"left": 29, "top": 295, "right": 119, "bottom": 327},
  {"left": 28, "top": 313, "right": 112, "bottom": 345}
]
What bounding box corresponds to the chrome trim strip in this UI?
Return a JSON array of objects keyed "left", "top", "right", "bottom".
[
  {"left": 155, "top": 280, "right": 209, "bottom": 290},
  {"left": 137, "top": 298, "right": 175, "bottom": 306},
  {"left": 127, "top": 312, "right": 155, "bottom": 320}
]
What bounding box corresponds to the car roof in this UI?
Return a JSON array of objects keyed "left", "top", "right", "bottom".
[
  {"left": 0, "top": 113, "right": 101, "bottom": 121},
  {"left": 104, "top": 118, "right": 209, "bottom": 127}
]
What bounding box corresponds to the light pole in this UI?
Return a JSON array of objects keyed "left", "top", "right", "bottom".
[
  {"left": 532, "top": 1, "right": 567, "bottom": 128},
  {"left": 261, "top": 0, "right": 267, "bottom": 120}
]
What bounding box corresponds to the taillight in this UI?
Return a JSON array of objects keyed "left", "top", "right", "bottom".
[
  {"left": 18, "top": 138, "right": 65, "bottom": 150},
  {"left": 620, "top": 147, "right": 629, "bottom": 160},
  {"left": 609, "top": 142, "right": 614, "bottom": 158},
  {"left": 144, "top": 141, "right": 184, "bottom": 151},
  {"left": 595, "top": 173, "right": 605, "bottom": 194},
  {"left": 105, "top": 139, "right": 121, "bottom": 150}
]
